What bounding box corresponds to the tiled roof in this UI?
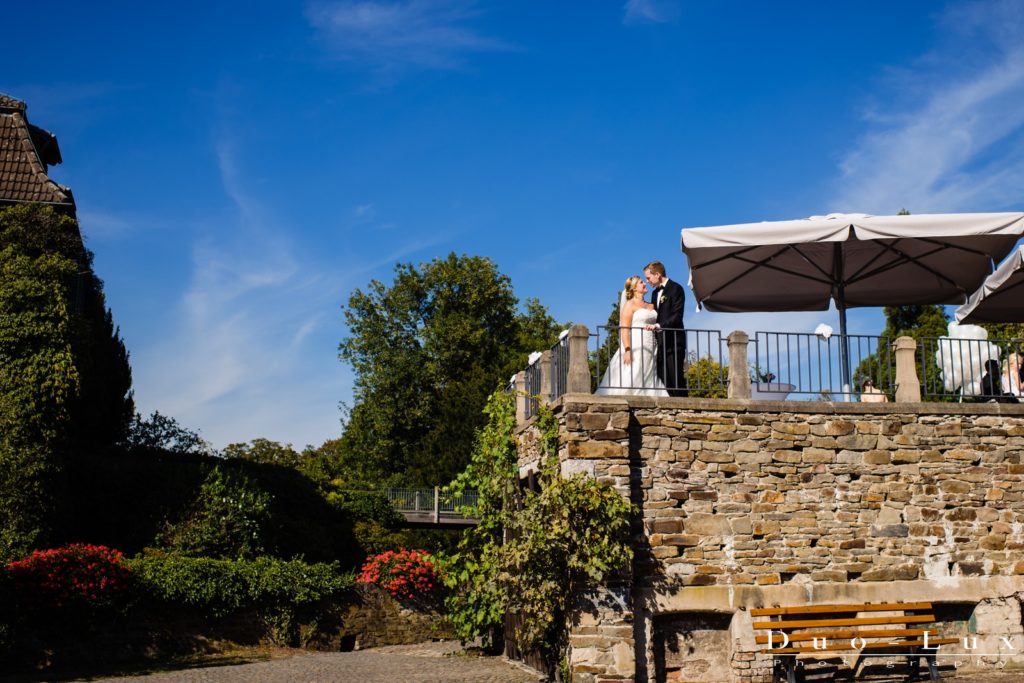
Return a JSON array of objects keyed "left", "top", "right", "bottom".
[
  {"left": 0, "top": 94, "right": 72, "bottom": 207},
  {"left": 0, "top": 94, "right": 26, "bottom": 111}
]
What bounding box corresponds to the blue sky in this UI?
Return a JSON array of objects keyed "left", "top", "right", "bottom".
[{"left": 4, "top": 0, "right": 1024, "bottom": 448}]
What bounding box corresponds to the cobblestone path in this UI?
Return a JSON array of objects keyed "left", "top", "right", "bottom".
[
  {"left": 69, "top": 642, "right": 1024, "bottom": 683},
  {"left": 82, "top": 642, "right": 544, "bottom": 683}
]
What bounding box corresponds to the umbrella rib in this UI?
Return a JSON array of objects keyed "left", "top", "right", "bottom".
[
  {"left": 788, "top": 243, "right": 838, "bottom": 283},
  {"left": 694, "top": 244, "right": 834, "bottom": 304},
  {"left": 847, "top": 240, "right": 966, "bottom": 294}
]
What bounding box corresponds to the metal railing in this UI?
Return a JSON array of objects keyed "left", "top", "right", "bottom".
[
  {"left": 751, "top": 332, "right": 893, "bottom": 400},
  {"left": 918, "top": 336, "right": 1024, "bottom": 401},
  {"left": 593, "top": 327, "right": 728, "bottom": 396},
  {"left": 385, "top": 487, "right": 480, "bottom": 513},
  {"left": 549, "top": 332, "right": 570, "bottom": 402},
  {"left": 524, "top": 354, "right": 542, "bottom": 419}
]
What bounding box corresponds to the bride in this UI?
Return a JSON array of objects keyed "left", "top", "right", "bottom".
[{"left": 596, "top": 276, "right": 668, "bottom": 396}]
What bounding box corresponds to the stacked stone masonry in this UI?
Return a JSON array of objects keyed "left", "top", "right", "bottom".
[{"left": 518, "top": 396, "right": 1024, "bottom": 683}]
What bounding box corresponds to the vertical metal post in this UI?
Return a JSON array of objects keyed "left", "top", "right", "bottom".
[{"left": 433, "top": 486, "right": 440, "bottom": 524}]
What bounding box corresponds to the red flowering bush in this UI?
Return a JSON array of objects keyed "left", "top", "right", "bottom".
[
  {"left": 6, "top": 544, "right": 132, "bottom": 610},
  {"left": 356, "top": 549, "right": 438, "bottom": 600}
]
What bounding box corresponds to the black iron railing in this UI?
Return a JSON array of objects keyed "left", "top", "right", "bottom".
[
  {"left": 918, "top": 336, "right": 1024, "bottom": 401},
  {"left": 549, "top": 332, "right": 570, "bottom": 403},
  {"left": 751, "top": 332, "right": 892, "bottom": 401}
]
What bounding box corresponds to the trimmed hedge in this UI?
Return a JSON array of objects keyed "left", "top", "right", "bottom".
[{"left": 129, "top": 553, "right": 354, "bottom": 645}]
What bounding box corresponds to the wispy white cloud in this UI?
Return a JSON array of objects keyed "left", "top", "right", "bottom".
[
  {"left": 131, "top": 142, "right": 348, "bottom": 449},
  {"left": 76, "top": 209, "right": 136, "bottom": 240},
  {"left": 623, "top": 0, "right": 680, "bottom": 25},
  {"left": 305, "top": 0, "right": 508, "bottom": 70},
  {"left": 831, "top": 0, "right": 1024, "bottom": 214}
]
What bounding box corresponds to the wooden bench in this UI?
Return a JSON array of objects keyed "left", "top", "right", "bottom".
[{"left": 751, "top": 602, "right": 958, "bottom": 683}]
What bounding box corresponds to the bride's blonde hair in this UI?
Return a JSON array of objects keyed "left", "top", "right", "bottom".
[{"left": 623, "top": 275, "right": 642, "bottom": 301}]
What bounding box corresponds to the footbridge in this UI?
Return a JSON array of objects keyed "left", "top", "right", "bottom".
[{"left": 384, "top": 487, "right": 479, "bottom": 527}]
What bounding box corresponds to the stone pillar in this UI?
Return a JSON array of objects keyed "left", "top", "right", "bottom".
[
  {"left": 515, "top": 370, "right": 528, "bottom": 425},
  {"left": 893, "top": 336, "right": 921, "bottom": 403},
  {"left": 728, "top": 331, "right": 751, "bottom": 400},
  {"left": 567, "top": 324, "right": 592, "bottom": 394},
  {"left": 539, "top": 349, "right": 553, "bottom": 405},
  {"left": 569, "top": 586, "right": 635, "bottom": 683}
]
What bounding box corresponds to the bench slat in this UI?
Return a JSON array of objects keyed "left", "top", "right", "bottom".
[
  {"left": 753, "top": 614, "right": 934, "bottom": 630},
  {"left": 756, "top": 628, "right": 937, "bottom": 644},
  {"left": 750, "top": 602, "right": 932, "bottom": 617},
  {"left": 760, "top": 637, "right": 960, "bottom": 655}
]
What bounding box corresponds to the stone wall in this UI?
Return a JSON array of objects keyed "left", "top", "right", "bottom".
[
  {"left": 519, "top": 395, "right": 1024, "bottom": 683},
  {"left": 324, "top": 584, "right": 455, "bottom": 651}
]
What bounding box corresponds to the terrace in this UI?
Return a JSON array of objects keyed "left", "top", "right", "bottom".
[
  {"left": 510, "top": 324, "right": 1024, "bottom": 682},
  {"left": 514, "top": 324, "right": 1023, "bottom": 420}
]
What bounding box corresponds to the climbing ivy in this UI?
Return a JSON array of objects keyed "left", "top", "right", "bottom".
[
  {"left": 0, "top": 247, "right": 79, "bottom": 559},
  {"left": 442, "top": 391, "right": 633, "bottom": 671}
]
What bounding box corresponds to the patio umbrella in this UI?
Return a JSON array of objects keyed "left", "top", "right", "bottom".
[
  {"left": 955, "top": 245, "right": 1024, "bottom": 323},
  {"left": 681, "top": 212, "right": 1024, "bottom": 388}
]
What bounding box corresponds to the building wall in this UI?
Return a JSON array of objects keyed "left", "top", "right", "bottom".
[{"left": 520, "top": 396, "right": 1024, "bottom": 682}]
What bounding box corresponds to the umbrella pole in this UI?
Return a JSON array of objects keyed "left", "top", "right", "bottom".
[
  {"left": 838, "top": 303, "right": 851, "bottom": 397},
  {"left": 833, "top": 242, "right": 852, "bottom": 399}
]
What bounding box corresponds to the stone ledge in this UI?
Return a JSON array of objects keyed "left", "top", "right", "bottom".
[
  {"left": 549, "top": 394, "right": 1024, "bottom": 417},
  {"left": 642, "top": 575, "right": 1024, "bottom": 614}
]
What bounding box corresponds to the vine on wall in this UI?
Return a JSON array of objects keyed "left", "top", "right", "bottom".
[{"left": 443, "top": 391, "right": 633, "bottom": 672}]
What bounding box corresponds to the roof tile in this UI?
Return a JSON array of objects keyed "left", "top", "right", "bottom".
[{"left": 0, "top": 94, "right": 71, "bottom": 206}]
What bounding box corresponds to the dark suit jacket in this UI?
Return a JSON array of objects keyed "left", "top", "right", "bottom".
[{"left": 654, "top": 278, "right": 685, "bottom": 350}]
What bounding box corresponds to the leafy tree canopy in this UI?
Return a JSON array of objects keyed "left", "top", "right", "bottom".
[
  {"left": 336, "top": 253, "right": 563, "bottom": 486},
  {"left": 123, "top": 411, "right": 214, "bottom": 456},
  {"left": 981, "top": 322, "right": 1024, "bottom": 342},
  {"left": 223, "top": 438, "right": 302, "bottom": 468}
]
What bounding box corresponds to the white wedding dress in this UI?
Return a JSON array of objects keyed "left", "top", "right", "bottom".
[{"left": 596, "top": 308, "right": 668, "bottom": 396}]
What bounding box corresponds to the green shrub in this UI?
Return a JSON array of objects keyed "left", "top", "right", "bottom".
[
  {"left": 688, "top": 355, "right": 728, "bottom": 398},
  {"left": 61, "top": 451, "right": 361, "bottom": 565},
  {"left": 156, "top": 466, "right": 271, "bottom": 559},
  {"left": 129, "top": 553, "right": 353, "bottom": 645}
]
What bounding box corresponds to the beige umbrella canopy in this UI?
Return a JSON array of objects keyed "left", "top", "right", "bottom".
[
  {"left": 681, "top": 211, "right": 1024, "bottom": 386},
  {"left": 956, "top": 245, "right": 1024, "bottom": 324}
]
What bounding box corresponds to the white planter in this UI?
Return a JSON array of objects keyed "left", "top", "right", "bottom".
[{"left": 750, "top": 382, "right": 795, "bottom": 401}]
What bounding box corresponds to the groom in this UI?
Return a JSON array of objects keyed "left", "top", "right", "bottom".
[{"left": 644, "top": 260, "right": 688, "bottom": 397}]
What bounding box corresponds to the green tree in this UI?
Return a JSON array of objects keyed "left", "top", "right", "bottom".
[
  {"left": 223, "top": 438, "right": 302, "bottom": 468},
  {"left": 337, "top": 253, "right": 563, "bottom": 487},
  {"left": 123, "top": 411, "right": 213, "bottom": 455},
  {"left": 980, "top": 323, "right": 1024, "bottom": 344},
  {"left": 156, "top": 466, "right": 271, "bottom": 559}
]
